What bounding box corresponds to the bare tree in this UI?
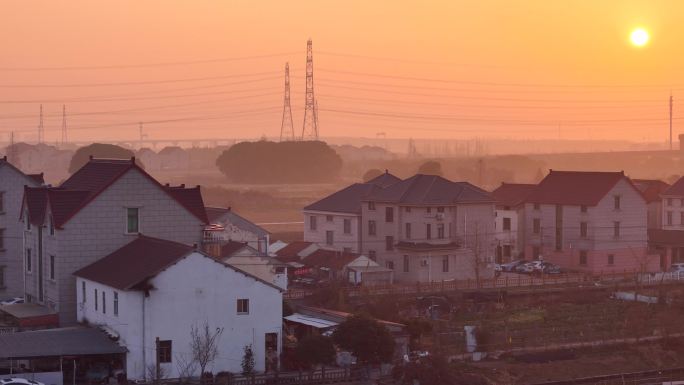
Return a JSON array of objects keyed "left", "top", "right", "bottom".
[
  {"left": 190, "top": 321, "right": 224, "bottom": 382},
  {"left": 175, "top": 353, "right": 198, "bottom": 385},
  {"left": 629, "top": 246, "right": 658, "bottom": 296},
  {"left": 146, "top": 364, "right": 166, "bottom": 385}
]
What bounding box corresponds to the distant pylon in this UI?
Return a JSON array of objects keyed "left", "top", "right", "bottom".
[
  {"left": 279, "top": 63, "right": 295, "bottom": 141},
  {"left": 301, "top": 39, "right": 319, "bottom": 140},
  {"left": 37, "top": 104, "right": 44, "bottom": 144},
  {"left": 61, "top": 105, "right": 68, "bottom": 145}
]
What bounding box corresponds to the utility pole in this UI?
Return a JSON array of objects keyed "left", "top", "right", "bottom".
[
  {"left": 61, "top": 105, "right": 68, "bottom": 146},
  {"left": 279, "top": 62, "right": 295, "bottom": 142},
  {"left": 670, "top": 93, "right": 674, "bottom": 150},
  {"left": 37, "top": 104, "right": 44, "bottom": 144},
  {"left": 301, "top": 39, "right": 319, "bottom": 140}
]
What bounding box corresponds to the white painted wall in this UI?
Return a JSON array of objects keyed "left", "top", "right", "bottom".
[
  {"left": 303, "top": 211, "right": 361, "bottom": 253},
  {"left": 77, "top": 252, "right": 282, "bottom": 380},
  {"left": 224, "top": 255, "right": 288, "bottom": 290}
]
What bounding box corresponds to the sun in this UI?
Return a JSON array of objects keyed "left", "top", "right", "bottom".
[{"left": 630, "top": 28, "right": 649, "bottom": 47}]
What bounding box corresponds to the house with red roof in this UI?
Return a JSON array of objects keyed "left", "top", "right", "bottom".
[
  {"left": 491, "top": 183, "right": 536, "bottom": 263},
  {"left": 0, "top": 156, "right": 44, "bottom": 298},
  {"left": 632, "top": 179, "right": 670, "bottom": 230},
  {"left": 522, "top": 170, "right": 658, "bottom": 273},
  {"left": 20, "top": 157, "right": 208, "bottom": 325}
]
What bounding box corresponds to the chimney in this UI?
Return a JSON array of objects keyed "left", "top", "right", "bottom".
[{"left": 89, "top": 155, "right": 94, "bottom": 160}]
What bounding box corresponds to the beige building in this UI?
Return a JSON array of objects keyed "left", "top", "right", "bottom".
[{"left": 491, "top": 183, "right": 536, "bottom": 263}]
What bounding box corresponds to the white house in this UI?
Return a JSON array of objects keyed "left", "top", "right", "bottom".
[
  {"left": 74, "top": 235, "right": 283, "bottom": 381},
  {"left": 204, "top": 207, "right": 270, "bottom": 254},
  {"left": 491, "top": 183, "right": 536, "bottom": 263},
  {"left": 0, "top": 156, "right": 43, "bottom": 298}
]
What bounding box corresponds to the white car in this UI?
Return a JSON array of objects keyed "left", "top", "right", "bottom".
[
  {"left": 669, "top": 263, "right": 684, "bottom": 273},
  {"left": 1, "top": 378, "right": 45, "bottom": 385},
  {"left": 0, "top": 297, "right": 24, "bottom": 305}
]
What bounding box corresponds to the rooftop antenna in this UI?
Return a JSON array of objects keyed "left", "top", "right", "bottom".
[
  {"left": 279, "top": 63, "right": 295, "bottom": 142},
  {"left": 301, "top": 39, "right": 319, "bottom": 140}
]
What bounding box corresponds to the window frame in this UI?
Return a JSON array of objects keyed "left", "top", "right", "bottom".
[
  {"left": 48, "top": 214, "right": 55, "bottom": 236},
  {"left": 385, "top": 207, "right": 394, "bottom": 223},
  {"left": 613, "top": 221, "right": 620, "bottom": 238},
  {"left": 368, "top": 201, "right": 376, "bottom": 211},
  {"left": 125, "top": 207, "right": 140, "bottom": 234},
  {"left": 368, "top": 220, "right": 376, "bottom": 236},
  {"left": 437, "top": 223, "right": 445, "bottom": 239},
  {"left": 385, "top": 236, "right": 394, "bottom": 251},
  {"left": 49, "top": 255, "right": 55, "bottom": 281},
  {"left": 502, "top": 217, "right": 511, "bottom": 231},
  {"left": 442, "top": 255, "right": 449, "bottom": 272},
  {"left": 237, "top": 298, "right": 250, "bottom": 315},
  {"left": 309, "top": 215, "right": 317, "bottom": 231},
  {"left": 157, "top": 340, "right": 172, "bottom": 363},
  {"left": 533, "top": 218, "right": 541, "bottom": 234},
  {"left": 82, "top": 281, "right": 86, "bottom": 303},
  {"left": 579, "top": 250, "right": 588, "bottom": 266},
  {"left": 26, "top": 248, "right": 32, "bottom": 273},
  {"left": 102, "top": 291, "right": 106, "bottom": 314},
  {"left": 114, "top": 291, "right": 119, "bottom": 316},
  {"left": 0, "top": 228, "right": 4, "bottom": 250},
  {"left": 343, "top": 218, "right": 351, "bottom": 234},
  {"left": 580, "top": 222, "right": 588, "bottom": 238},
  {"left": 403, "top": 255, "right": 409, "bottom": 273},
  {"left": 405, "top": 222, "right": 412, "bottom": 239},
  {"left": 325, "top": 230, "right": 334, "bottom": 245},
  {"left": 607, "top": 254, "right": 614, "bottom": 266},
  {"left": 614, "top": 195, "right": 621, "bottom": 210}
]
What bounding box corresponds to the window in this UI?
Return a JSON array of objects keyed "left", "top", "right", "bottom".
[
  {"left": 405, "top": 223, "right": 412, "bottom": 239},
  {"left": 102, "top": 291, "right": 106, "bottom": 314},
  {"left": 0, "top": 228, "right": 4, "bottom": 250},
  {"left": 48, "top": 214, "right": 54, "bottom": 236},
  {"left": 326, "top": 215, "right": 333, "bottom": 222},
  {"left": 325, "top": 231, "right": 334, "bottom": 245},
  {"left": 579, "top": 250, "right": 588, "bottom": 265},
  {"left": 82, "top": 281, "right": 86, "bottom": 303},
  {"left": 405, "top": 207, "right": 411, "bottom": 213},
  {"left": 681, "top": 212, "right": 684, "bottom": 225},
  {"left": 343, "top": 219, "right": 351, "bottom": 234},
  {"left": 614, "top": 196, "right": 621, "bottom": 210},
  {"left": 668, "top": 198, "right": 673, "bottom": 206},
  {"left": 426, "top": 224, "right": 432, "bottom": 240},
  {"left": 403, "top": 255, "right": 409, "bottom": 272},
  {"left": 442, "top": 255, "right": 449, "bottom": 272},
  {"left": 385, "top": 236, "right": 394, "bottom": 251},
  {"left": 114, "top": 292, "right": 119, "bottom": 316},
  {"left": 503, "top": 245, "right": 512, "bottom": 258},
  {"left": 49, "top": 255, "right": 55, "bottom": 280},
  {"left": 681, "top": 199, "right": 684, "bottom": 206},
  {"left": 25, "top": 209, "right": 31, "bottom": 231},
  {"left": 309, "top": 216, "right": 317, "bottom": 231},
  {"left": 668, "top": 211, "right": 673, "bottom": 226},
  {"left": 503, "top": 218, "right": 511, "bottom": 231},
  {"left": 368, "top": 220, "right": 376, "bottom": 236},
  {"left": 126, "top": 208, "right": 139, "bottom": 233},
  {"left": 25, "top": 249, "right": 31, "bottom": 272},
  {"left": 0, "top": 266, "right": 4, "bottom": 288},
  {"left": 0, "top": 192, "right": 4, "bottom": 212},
  {"left": 385, "top": 207, "right": 394, "bottom": 222},
  {"left": 613, "top": 221, "right": 620, "bottom": 238},
  {"left": 532, "top": 246, "right": 540, "bottom": 260},
  {"left": 437, "top": 207, "right": 445, "bottom": 213},
  {"left": 533, "top": 203, "right": 540, "bottom": 210},
  {"left": 343, "top": 247, "right": 351, "bottom": 253},
  {"left": 533, "top": 219, "right": 541, "bottom": 234},
  {"left": 94, "top": 289, "right": 98, "bottom": 311},
  {"left": 580, "top": 205, "right": 588, "bottom": 213},
  {"left": 580, "top": 222, "right": 588, "bottom": 238},
  {"left": 427, "top": 207, "right": 432, "bottom": 214},
  {"left": 368, "top": 250, "right": 376, "bottom": 261},
  {"left": 237, "top": 299, "right": 249, "bottom": 314},
  {"left": 386, "top": 261, "right": 394, "bottom": 270},
  {"left": 607, "top": 254, "right": 614, "bottom": 266},
  {"left": 368, "top": 201, "right": 376, "bottom": 211},
  {"left": 158, "top": 340, "right": 172, "bottom": 363},
  {"left": 437, "top": 224, "right": 445, "bottom": 239}
]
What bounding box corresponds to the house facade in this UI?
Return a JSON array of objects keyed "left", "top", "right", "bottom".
[
  {"left": 21, "top": 158, "right": 207, "bottom": 324},
  {"left": 204, "top": 207, "right": 270, "bottom": 255},
  {"left": 522, "top": 170, "right": 658, "bottom": 273},
  {"left": 491, "top": 183, "right": 536, "bottom": 263},
  {"left": 633, "top": 179, "right": 670, "bottom": 230},
  {"left": 661, "top": 177, "right": 684, "bottom": 230},
  {"left": 75, "top": 236, "right": 283, "bottom": 380},
  {"left": 0, "top": 157, "right": 43, "bottom": 298}
]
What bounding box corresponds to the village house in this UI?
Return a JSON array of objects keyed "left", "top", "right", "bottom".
[
  {"left": 491, "top": 183, "right": 536, "bottom": 263},
  {"left": 0, "top": 156, "right": 43, "bottom": 298},
  {"left": 204, "top": 207, "right": 271, "bottom": 254},
  {"left": 218, "top": 240, "right": 289, "bottom": 290},
  {"left": 21, "top": 157, "right": 208, "bottom": 325},
  {"left": 303, "top": 171, "right": 401, "bottom": 254},
  {"left": 646, "top": 177, "right": 684, "bottom": 268},
  {"left": 300, "top": 248, "right": 393, "bottom": 286},
  {"left": 632, "top": 179, "right": 670, "bottom": 229},
  {"left": 74, "top": 235, "right": 283, "bottom": 380},
  {"left": 522, "top": 170, "right": 658, "bottom": 273}
]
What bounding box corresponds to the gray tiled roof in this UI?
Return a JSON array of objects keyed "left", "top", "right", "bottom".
[
  {"left": 304, "top": 183, "right": 382, "bottom": 214},
  {"left": 0, "top": 327, "right": 126, "bottom": 358},
  {"left": 366, "top": 174, "right": 493, "bottom": 205},
  {"left": 205, "top": 207, "right": 269, "bottom": 237}
]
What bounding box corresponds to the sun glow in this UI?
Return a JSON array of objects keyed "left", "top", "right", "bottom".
[{"left": 630, "top": 28, "right": 649, "bottom": 47}]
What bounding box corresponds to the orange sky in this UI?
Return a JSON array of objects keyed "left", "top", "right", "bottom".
[{"left": 0, "top": 0, "right": 682, "bottom": 143}]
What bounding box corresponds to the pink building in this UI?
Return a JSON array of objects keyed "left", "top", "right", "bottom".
[{"left": 521, "top": 170, "right": 659, "bottom": 274}]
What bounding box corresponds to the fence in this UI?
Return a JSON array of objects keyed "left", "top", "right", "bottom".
[
  {"left": 530, "top": 366, "right": 684, "bottom": 385},
  {"left": 148, "top": 368, "right": 358, "bottom": 385}
]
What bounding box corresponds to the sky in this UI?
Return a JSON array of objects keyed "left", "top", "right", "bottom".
[{"left": 0, "top": 0, "right": 682, "bottom": 143}]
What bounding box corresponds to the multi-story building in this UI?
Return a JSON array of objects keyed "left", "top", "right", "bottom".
[
  {"left": 21, "top": 158, "right": 208, "bottom": 324},
  {"left": 491, "top": 183, "right": 536, "bottom": 263},
  {"left": 522, "top": 170, "right": 658, "bottom": 273},
  {"left": 660, "top": 177, "right": 684, "bottom": 230},
  {"left": 0, "top": 157, "right": 43, "bottom": 298},
  {"left": 303, "top": 171, "right": 400, "bottom": 253},
  {"left": 360, "top": 174, "right": 496, "bottom": 283},
  {"left": 75, "top": 235, "right": 283, "bottom": 380},
  {"left": 632, "top": 179, "right": 670, "bottom": 229}
]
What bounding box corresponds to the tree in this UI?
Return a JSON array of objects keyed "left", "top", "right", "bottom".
[
  {"left": 332, "top": 314, "right": 395, "bottom": 365},
  {"left": 215, "top": 141, "right": 342, "bottom": 183},
  {"left": 362, "top": 169, "right": 383, "bottom": 182},
  {"left": 69, "top": 143, "right": 143, "bottom": 173},
  {"left": 295, "top": 335, "right": 336, "bottom": 369},
  {"left": 417, "top": 160, "right": 443, "bottom": 176},
  {"left": 403, "top": 318, "right": 433, "bottom": 350},
  {"left": 241, "top": 345, "right": 255, "bottom": 375},
  {"left": 190, "top": 321, "right": 223, "bottom": 382}
]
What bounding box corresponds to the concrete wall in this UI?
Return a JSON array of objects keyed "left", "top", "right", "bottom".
[
  {"left": 494, "top": 208, "right": 520, "bottom": 262},
  {"left": 0, "top": 165, "right": 40, "bottom": 298},
  {"left": 224, "top": 255, "right": 288, "bottom": 290},
  {"left": 78, "top": 252, "right": 282, "bottom": 380},
  {"left": 662, "top": 196, "right": 684, "bottom": 229},
  {"left": 25, "top": 168, "right": 205, "bottom": 325},
  {"left": 303, "top": 211, "right": 361, "bottom": 253}
]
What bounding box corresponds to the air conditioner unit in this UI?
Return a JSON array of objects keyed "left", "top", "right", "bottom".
[{"left": 436, "top": 213, "right": 445, "bottom": 221}]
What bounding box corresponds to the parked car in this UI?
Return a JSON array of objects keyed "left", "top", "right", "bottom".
[
  {"left": 1, "top": 379, "right": 44, "bottom": 385},
  {"left": 0, "top": 297, "right": 24, "bottom": 305},
  {"left": 540, "top": 262, "right": 562, "bottom": 274},
  {"left": 515, "top": 262, "right": 536, "bottom": 274},
  {"left": 501, "top": 260, "right": 526, "bottom": 272},
  {"left": 668, "top": 263, "right": 684, "bottom": 273}
]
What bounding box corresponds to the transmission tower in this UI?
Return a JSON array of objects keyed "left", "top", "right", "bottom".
[
  {"left": 37, "top": 104, "right": 44, "bottom": 144},
  {"left": 279, "top": 63, "right": 295, "bottom": 141},
  {"left": 61, "top": 105, "right": 68, "bottom": 145},
  {"left": 301, "top": 39, "right": 319, "bottom": 140}
]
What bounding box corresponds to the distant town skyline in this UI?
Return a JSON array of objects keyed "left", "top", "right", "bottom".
[{"left": 0, "top": 0, "right": 682, "bottom": 143}]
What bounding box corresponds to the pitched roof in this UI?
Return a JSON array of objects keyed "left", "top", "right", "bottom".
[
  {"left": 220, "top": 240, "right": 250, "bottom": 258},
  {"left": 366, "top": 174, "right": 494, "bottom": 205},
  {"left": 61, "top": 158, "right": 134, "bottom": 192},
  {"left": 164, "top": 185, "right": 208, "bottom": 224},
  {"left": 302, "top": 249, "right": 361, "bottom": 271},
  {"left": 74, "top": 235, "right": 195, "bottom": 290},
  {"left": 492, "top": 183, "right": 537, "bottom": 207},
  {"left": 27, "top": 173, "right": 45, "bottom": 185},
  {"left": 0, "top": 156, "right": 43, "bottom": 186},
  {"left": 648, "top": 229, "right": 684, "bottom": 246},
  {"left": 24, "top": 187, "right": 49, "bottom": 226},
  {"left": 525, "top": 170, "right": 639, "bottom": 206},
  {"left": 366, "top": 170, "right": 402, "bottom": 188},
  {"left": 205, "top": 207, "right": 268, "bottom": 236},
  {"left": 304, "top": 183, "right": 382, "bottom": 214},
  {"left": 663, "top": 176, "right": 684, "bottom": 197},
  {"left": 632, "top": 179, "right": 670, "bottom": 203},
  {"left": 275, "top": 241, "right": 317, "bottom": 261}
]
